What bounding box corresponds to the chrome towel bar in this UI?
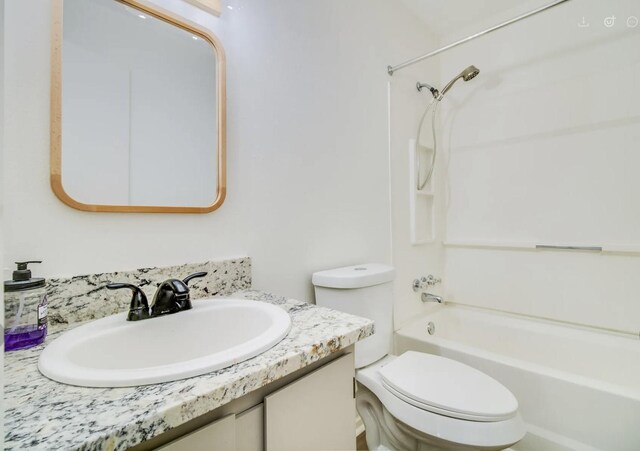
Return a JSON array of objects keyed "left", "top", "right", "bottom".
[{"left": 535, "top": 245, "right": 603, "bottom": 252}]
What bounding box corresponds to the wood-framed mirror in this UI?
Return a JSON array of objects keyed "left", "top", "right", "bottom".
[{"left": 51, "top": 0, "right": 226, "bottom": 213}]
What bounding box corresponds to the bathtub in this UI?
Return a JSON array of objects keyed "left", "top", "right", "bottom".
[{"left": 394, "top": 305, "right": 640, "bottom": 451}]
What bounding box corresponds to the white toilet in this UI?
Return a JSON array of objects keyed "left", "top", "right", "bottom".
[{"left": 312, "top": 264, "right": 525, "bottom": 451}]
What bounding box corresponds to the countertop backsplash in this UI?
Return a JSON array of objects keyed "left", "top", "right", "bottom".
[{"left": 46, "top": 257, "right": 252, "bottom": 327}]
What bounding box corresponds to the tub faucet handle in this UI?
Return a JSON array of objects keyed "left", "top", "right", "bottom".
[
  {"left": 413, "top": 275, "right": 442, "bottom": 292},
  {"left": 425, "top": 275, "right": 441, "bottom": 286}
]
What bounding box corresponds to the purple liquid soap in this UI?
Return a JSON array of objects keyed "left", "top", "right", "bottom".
[
  {"left": 5, "top": 324, "right": 47, "bottom": 351},
  {"left": 4, "top": 261, "right": 48, "bottom": 352}
]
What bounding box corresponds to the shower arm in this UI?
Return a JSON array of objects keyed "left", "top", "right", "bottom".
[{"left": 387, "top": 0, "right": 572, "bottom": 76}]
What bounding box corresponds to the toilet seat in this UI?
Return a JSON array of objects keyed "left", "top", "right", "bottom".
[
  {"left": 379, "top": 351, "right": 518, "bottom": 422},
  {"left": 356, "top": 354, "right": 526, "bottom": 449}
]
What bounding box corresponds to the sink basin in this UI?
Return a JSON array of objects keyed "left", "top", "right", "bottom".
[{"left": 38, "top": 298, "right": 291, "bottom": 387}]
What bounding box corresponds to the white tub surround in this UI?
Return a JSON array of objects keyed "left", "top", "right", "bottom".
[
  {"left": 395, "top": 305, "right": 640, "bottom": 451},
  {"left": 5, "top": 290, "right": 373, "bottom": 450}
]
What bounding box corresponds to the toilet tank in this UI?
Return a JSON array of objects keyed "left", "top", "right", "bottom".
[{"left": 312, "top": 264, "right": 395, "bottom": 369}]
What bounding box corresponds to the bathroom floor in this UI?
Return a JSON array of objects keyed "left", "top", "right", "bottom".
[
  {"left": 356, "top": 432, "right": 368, "bottom": 450},
  {"left": 355, "top": 431, "right": 517, "bottom": 450}
]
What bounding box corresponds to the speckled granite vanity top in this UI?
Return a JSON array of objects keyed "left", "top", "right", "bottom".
[{"left": 4, "top": 290, "right": 374, "bottom": 450}]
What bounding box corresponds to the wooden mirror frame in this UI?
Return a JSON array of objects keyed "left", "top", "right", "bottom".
[{"left": 50, "top": 0, "right": 226, "bottom": 213}]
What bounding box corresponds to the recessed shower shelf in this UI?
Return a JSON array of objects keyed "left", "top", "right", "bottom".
[{"left": 409, "top": 139, "right": 435, "bottom": 245}]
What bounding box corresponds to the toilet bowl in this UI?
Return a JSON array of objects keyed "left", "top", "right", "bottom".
[
  {"left": 356, "top": 354, "right": 525, "bottom": 450},
  {"left": 312, "top": 264, "right": 525, "bottom": 451}
]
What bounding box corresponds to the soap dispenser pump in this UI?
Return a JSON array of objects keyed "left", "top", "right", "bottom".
[{"left": 4, "top": 261, "right": 48, "bottom": 351}]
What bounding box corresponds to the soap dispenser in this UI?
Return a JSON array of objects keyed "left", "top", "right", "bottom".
[{"left": 4, "top": 261, "right": 48, "bottom": 351}]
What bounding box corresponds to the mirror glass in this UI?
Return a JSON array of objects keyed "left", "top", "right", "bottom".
[{"left": 54, "top": 0, "right": 225, "bottom": 212}]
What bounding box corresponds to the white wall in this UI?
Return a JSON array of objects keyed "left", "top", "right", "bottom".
[
  {"left": 435, "top": 0, "right": 640, "bottom": 333},
  {"left": 3, "top": 0, "right": 431, "bottom": 302}
]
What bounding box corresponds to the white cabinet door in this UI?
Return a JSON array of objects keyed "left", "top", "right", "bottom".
[
  {"left": 157, "top": 414, "right": 235, "bottom": 451},
  {"left": 264, "top": 353, "right": 355, "bottom": 451},
  {"left": 236, "top": 403, "right": 264, "bottom": 451}
]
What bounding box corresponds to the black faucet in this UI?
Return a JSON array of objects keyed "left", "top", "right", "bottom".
[
  {"left": 104, "top": 283, "right": 150, "bottom": 321},
  {"left": 106, "top": 272, "right": 208, "bottom": 321}
]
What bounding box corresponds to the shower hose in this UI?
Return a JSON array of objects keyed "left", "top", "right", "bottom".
[{"left": 415, "top": 97, "right": 440, "bottom": 190}]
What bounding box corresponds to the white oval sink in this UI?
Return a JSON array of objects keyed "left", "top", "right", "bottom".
[{"left": 38, "top": 298, "right": 291, "bottom": 387}]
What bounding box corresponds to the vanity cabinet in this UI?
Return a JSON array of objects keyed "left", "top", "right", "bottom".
[
  {"left": 150, "top": 352, "right": 355, "bottom": 451},
  {"left": 158, "top": 414, "right": 236, "bottom": 451},
  {"left": 237, "top": 404, "right": 264, "bottom": 451},
  {"left": 264, "top": 353, "right": 355, "bottom": 450}
]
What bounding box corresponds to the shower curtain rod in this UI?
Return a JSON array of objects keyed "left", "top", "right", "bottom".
[{"left": 387, "top": 0, "right": 572, "bottom": 76}]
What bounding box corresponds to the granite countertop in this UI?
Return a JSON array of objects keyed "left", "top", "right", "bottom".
[{"left": 4, "top": 290, "right": 374, "bottom": 451}]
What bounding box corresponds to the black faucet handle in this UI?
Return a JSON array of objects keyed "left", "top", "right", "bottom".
[
  {"left": 151, "top": 279, "right": 189, "bottom": 316},
  {"left": 106, "top": 283, "right": 150, "bottom": 321},
  {"left": 164, "top": 279, "right": 189, "bottom": 295},
  {"left": 183, "top": 271, "right": 208, "bottom": 285}
]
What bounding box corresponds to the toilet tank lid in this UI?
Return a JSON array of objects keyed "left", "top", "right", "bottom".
[{"left": 312, "top": 264, "right": 395, "bottom": 289}]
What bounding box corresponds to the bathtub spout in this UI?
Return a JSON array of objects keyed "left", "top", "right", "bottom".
[{"left": 421, "top": 293, "right": 443, "bottom": 303}]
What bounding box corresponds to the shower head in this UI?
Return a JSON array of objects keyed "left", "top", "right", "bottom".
[
  {"left": 461, "top": 65, "right": 480, "bottom": 81},
  {"left": 439, "top": 65, "right": 480, "bottom": 98}
]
